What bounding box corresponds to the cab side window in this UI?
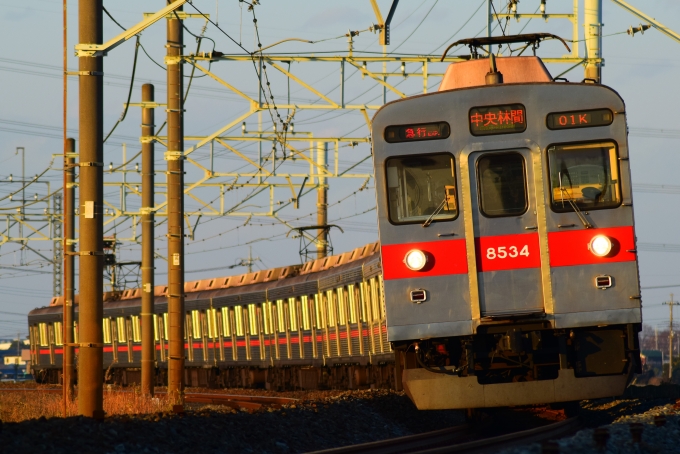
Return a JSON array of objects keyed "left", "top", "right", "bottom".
[
  {"left": 386, "top": 153, "right": 457, "bottom": 224},
  {"left": 548, "top": 141, "right": 621, "bottom": 212}
]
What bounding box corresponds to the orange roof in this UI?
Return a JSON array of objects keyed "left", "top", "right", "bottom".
[{"left": 438, "top": 56, "right": 552, "bottom": 91}]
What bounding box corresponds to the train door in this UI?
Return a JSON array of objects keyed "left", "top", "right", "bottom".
[{"left": 468, "top": 149, "right": 544, "bottom": 316}]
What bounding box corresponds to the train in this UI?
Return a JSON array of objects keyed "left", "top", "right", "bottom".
[
  {"left": 29, "top": 242, "right": 398, "bottom": 390},
  {"left": 28, "top": 34, "right": 642, "bottom": 411},
  {"left": 372, "top": 34, "right": 641, "bottom": 410}
]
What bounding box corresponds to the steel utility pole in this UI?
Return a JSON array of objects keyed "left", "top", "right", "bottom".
[
  {"left": 584, "top": 0, "right": 603, "bottom": 83},
  {"left": 166, "top": 2, "right": 185, "bottom": 407},
  {"left": 141, "top": 84, "right": 155, "bottom": 397},
  {"left": 63, "top": 137, "right": 76, "bottom": 405},
  {"left": 664, "top": 293, "right": 679, "bottom": 381},
  {"left": 78, "top": 0, "right": 104, "bottom": 418},
  {"left": 316, "top": 142, "right": 328, "bottom": 259}
]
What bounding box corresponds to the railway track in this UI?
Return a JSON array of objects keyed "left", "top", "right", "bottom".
[{"left": 309, "top": 417, "right": 579, "bottom": 454}]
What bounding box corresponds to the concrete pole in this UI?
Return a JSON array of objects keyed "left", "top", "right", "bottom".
[
  {"left": 166, "top": 2, "right": 185, "bottom": 406},
  {"left": 316, "top": 142, "right": 328, "bottom": 259},
  {"left": 664, "top": 294, "right": 677, "bottom": 381},
  {"left": 141, "top": 84, "right": 155, "bottom": 397},
  {"left": 63, "top": 138, "right": 76, "bottom": 405},
  {"left": 78, "top": 0, "right": 104, "bottom": 418},
  {"left": 584, "top": 0, "right": 603, "bottom": 82}
]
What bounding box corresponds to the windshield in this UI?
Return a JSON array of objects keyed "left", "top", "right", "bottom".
[
  {"left": 386, "top": 153, "right": 457, "bottom": 224},
  {"left": 548, "top": 141, "right": 621, "bottom": 212}
]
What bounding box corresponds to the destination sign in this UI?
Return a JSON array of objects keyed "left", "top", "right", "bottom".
[
  {"left": 469, "top": 104, "right": 526, "bottom": 136},
  {"left": 384, "top": 122, "right": 450, "bottom": 143},
  {"left": 546, "top": 108, "right": 613, "bottom": 130}
]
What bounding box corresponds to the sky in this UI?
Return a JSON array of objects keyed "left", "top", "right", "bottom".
[{"left": 0, "top": 0, "right": 678, "bottom": 339}]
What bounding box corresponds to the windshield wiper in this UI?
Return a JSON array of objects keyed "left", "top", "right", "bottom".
[
  {"left": 559, "top": 172, "right": 592, "bottom": 229},
  {"left": 422, "top": 197, "right": 448, "bottom": 228}
]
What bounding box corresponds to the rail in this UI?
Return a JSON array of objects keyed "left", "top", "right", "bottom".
[{"left": 308, "top": 417, "right": 579, "bottom": 454}]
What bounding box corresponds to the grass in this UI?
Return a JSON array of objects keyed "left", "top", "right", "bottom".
[{"left": 0, "top": 385, "right": 169, "bottom": 422}]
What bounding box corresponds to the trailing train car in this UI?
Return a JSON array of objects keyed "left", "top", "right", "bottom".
[
  {"left": 371, "top": 35, "right": 642, "bottom": 410},
  {"left": 28, "top": 243, "right": 396, "bottom": 390}
]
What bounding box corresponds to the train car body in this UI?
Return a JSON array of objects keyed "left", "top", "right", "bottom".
[
  {"left": 371, "top": 48, "right": 641, "bottom": 409},
  {"left": 28, "top": 243, "right": 396, "bottom": 390}
]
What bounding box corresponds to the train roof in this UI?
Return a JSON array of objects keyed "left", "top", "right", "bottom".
[{"left": 29, "top": 242, "right": 381, "bottom": 319}]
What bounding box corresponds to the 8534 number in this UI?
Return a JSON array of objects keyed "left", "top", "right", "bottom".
[{"left": 486, "top": 245, "right": 529, "bottom": 260}]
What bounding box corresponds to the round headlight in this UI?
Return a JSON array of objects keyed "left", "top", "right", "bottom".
[
  {"left": 404, "top": 249, "right": 428, "bottom": 271},
  {"left": 589, "top": 235, "right": 612, "bottom": 257}
]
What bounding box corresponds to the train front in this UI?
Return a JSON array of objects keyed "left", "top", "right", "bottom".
[{"left": 371, "top": 48, "right": 641, "bottom": 409}]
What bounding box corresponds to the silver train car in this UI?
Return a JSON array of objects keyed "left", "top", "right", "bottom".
[
  {"left": 371, "top": 36, "right": 641, "bottom": 410},
  {"left": 28, "top": 243, "right": 397, "bottom": 390}
]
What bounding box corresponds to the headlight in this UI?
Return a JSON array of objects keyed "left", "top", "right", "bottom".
[
  {"left": 404, "top": 249, "right": 428, "bottom": 271},
  {"left": 589, "top": 235, "right": 612, "bottom": 257}
]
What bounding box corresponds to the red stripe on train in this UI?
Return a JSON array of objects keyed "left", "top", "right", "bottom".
[
  {"left": 381, "top": 238, "right": 468, "bottom": 280},
  {"left": 548, "top": 226, "right": 636, "bottom": 267},
  {"left": 475, "top": 232, "right": 541, "bottom": 272}
]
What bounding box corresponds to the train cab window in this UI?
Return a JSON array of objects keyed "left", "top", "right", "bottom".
[
  {"left": 477, "top": 153, "right": 527, "bottom": 217},
  {"left": 548, "top": 141, "right": 621, "bottom": 212},
  {"left": 386, "top": 153, "right": 457, "bottom": 224}
]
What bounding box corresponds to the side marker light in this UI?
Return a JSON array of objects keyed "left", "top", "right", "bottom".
[{"left": 589, "top": 235, "right": 612, "bottom": 257}]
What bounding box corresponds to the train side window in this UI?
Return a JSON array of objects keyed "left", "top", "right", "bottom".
[
  {"left": 54, "top": 321, "right": 63, "bottom": 346},
  {"left": 548, "top": 141, "right": 621, "bottom": 212},
  {"left": 39, "top": 323, "right": 48, "bottom": 346},
  {"left": 131, "top": 315, "right": 141, "bottom": 342},
  {"left": 301, "top": 295, "right": 311, "bottom": 330},
  {"left": 163, "top": 313, "right": 169, "bottom": 340},
  {"left": 326, "top": 290, "right": 337, "bottom": 327},
  {"left": 234, "top": 306, "right": 245, "bottom": 336},
  {"left": 207, "top": 309, "right": 217, "bottom": 339},
  {"left": 385, "top": 153, "right": 458, "bottom": 225},
  {"left": 273, "top": 300, "right": 283, "bottom": 333},
  {"left": 314, "top": 294, "right": 325, "bottom": 329},
  {"left": 191, "top": 310, "right": 202, "bottom": 338},
  {"left": 477, "top": 153, "right": 528, "bottom": 217},
  {"left": 117, "top": 317, "right": 128, "bottom": 343},
  {"left": 248, "top": 304, "right": 259, "bottom": 335},
  {"left": 221, "top": 307, "right": 232, "bottom": 337},
  {"left": 103, "top": 318, "right": 112, "bottom": 344},
  {"left": 288, "top": 298, "right": 299, "bottom": 331}
]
